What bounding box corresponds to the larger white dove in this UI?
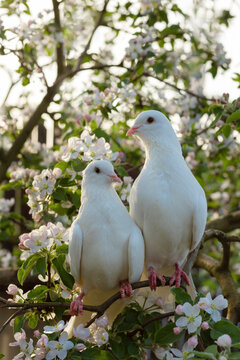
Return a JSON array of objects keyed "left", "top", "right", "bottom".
[
  {"left": 127, "top": 110, "right": 207, "bottom": 293},
  {"left": 67, "top": 160, "right": 144, "bottom": 331}
]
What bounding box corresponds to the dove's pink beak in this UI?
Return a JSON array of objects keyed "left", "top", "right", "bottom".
[
  {"left": 126, "top": 126, "right": 140, "bottom": 136},
  {"left": 108, "top": 174, "right": 122, "bottom": 183}
]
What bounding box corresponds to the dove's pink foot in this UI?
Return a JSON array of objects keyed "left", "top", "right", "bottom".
[
  {"left": 148, "top": 266, "right": 166, "bottom": 291},
  {"left": 120, "top": 282, "right": 133, "bottom": 298},
  {"left": 70, "top": 293, "right": 84, "bottom": 315},
  {"left": 169, "top": 264, "right": 190, "bottom": 287}
]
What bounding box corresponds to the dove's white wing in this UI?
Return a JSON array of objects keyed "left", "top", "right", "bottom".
[
  {"left": 190, "top": 190, "right": 207, "bottom": 252},
  {"left": 69, "top": 219, "right": 82, "bottom": 285},
  {"left": 128, "top": 227, "right": 145, "bottom": 283}
]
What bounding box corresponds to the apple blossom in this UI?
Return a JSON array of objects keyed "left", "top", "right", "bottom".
[
  {"left": 201, "top": 321, "right": 209, "bottom": 330},
  {"left": 73, "top": 324, "right": 91, "bottom": 341},
  {"left": 46, "top": 332, "right": 74, "bottom": 360},
  {"left": 175, "top": 304, "right": 184, "bottom": 315},
  {"left": 93, "top": 328, "right": 109, "bottom": 346},
  {"left": 176, "top": 303, "right": 202, "bottom": 333},
  {"left": 6, "top": 283, "right": 18, "bottom": 296},
  {"left": 44, "top": 320, "right": 66, "bottom": 334},
  {"left": 173, "top": 327, "right": 181, "bottom": 335},
  {"left": 198, "top": 293, "right": 228, "bottom": 322}
]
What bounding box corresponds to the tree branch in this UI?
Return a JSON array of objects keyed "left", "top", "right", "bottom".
[
  {"left": 0, "top": 308, "right": 24, "bottom": 334},
  {"left": 52, "top": 0, "right": 65, "bottom": 76},
  {"left": 206, "top": 211, "right": 240, "bottom": 233}
]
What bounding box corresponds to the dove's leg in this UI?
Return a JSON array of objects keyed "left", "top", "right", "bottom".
[
  {"left": 169, "top": 264, "right": 190, "bottom": 287},
  {"left": 70, "top": 292, "right": 85, "bottom": 316},
  {"left": 120, "top": 282, "right": 133, "bottom": 298},
  {"left": 148, "top": 266, "right": 166, "bottom": 291}
]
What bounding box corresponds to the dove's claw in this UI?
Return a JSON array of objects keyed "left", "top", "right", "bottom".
[
  {"left": 170, "top": 264, "right": 190, "bottom": 287},
  {"left": 120, "top": 282, "right": 133, "bottom": 298},
  {"left": 70, "top": 293, "right": 84, "bottom": 315},
  {"left": 148, "top": 267, "right": 157, "bottom": 291},
  {"left": 157, "top": 273, "right": 166, "bottom": 286}
]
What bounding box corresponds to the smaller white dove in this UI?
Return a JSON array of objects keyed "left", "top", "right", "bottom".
[
  {"left": 68, "top": 159, "right": 145, "bottom": 317},
  {"left": 127, "top": 110, "right": 207, "bottom": 293}
]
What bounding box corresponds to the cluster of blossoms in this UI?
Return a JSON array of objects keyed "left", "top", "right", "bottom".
[
  {"left": 60, "top": 130, "right": 119, "bottom": 163},
  {"left": 10, "top": 166, "right": 39, "bottom": 183},
  {"left": 19, "top": 222, "right": 69, "bottom": 260},
  {"left": 152, "top": 293, "right": 229, "bottom": 360},
  {"left": 125, "top": 25, "right": 155, "bottom": 60},
  {"left": 0, "top": 197, "right": 14, "bottom": 213},
  {"left": 83, "top": 88, "right": 115, "bottom": 114},
  {"left": 9, "top": 315, "right": 109, "bottom": 360},
  {"left": 26, "top": 169, "right": 57, "bottom": 221}
]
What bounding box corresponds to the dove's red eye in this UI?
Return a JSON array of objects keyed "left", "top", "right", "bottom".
[
  {"left": 95, "top": 167, "right": 100, "bottom": 174},
  {"left": 147, "top": 117, "right": 154, "bottom": 124}
]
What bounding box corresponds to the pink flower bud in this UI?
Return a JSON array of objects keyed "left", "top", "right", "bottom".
[
  {"left": 84, "top": 114, "right": 91, "bottom": 122},
  {"left": 119, "top": 152, "right": 124, "bottom": 158},
  {"left": 10, "top": 319, "right": 15, "bottom": 327},
  {"left": 175, "top": 304, "right": 183, "bottom": 315},
  {"left": 188, "top": 336, "right": 198, "bottom": 347},
  {"left": 76, "top": 343, "right": 86, "bottom": 351},
  {"left": 201, "top": 322, "right": 209, "bottom": 330},
  {"left": 173, "top": 327, "right": 181, "bottom": 335},
  {"left": 216, "top": 334, "right": 232, "bottom": 347},
  {"left": 34, "top": 330, "right": 40, "bottom": 337},
  {"left": 104, "top": 88, "right": 110, "bottom": 95},
  {"left": 6, "top": 284, "right": 18, "bottom": 296},
  {"left": 180, "top": 128, "right": 186, "bottom": 134}
]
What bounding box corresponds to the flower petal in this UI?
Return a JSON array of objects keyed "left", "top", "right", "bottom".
[
  {"left": 211, "top": 310, "right": 221, "bottom": 322},
  {"left": 176, "top": 316, "right": 188, "bottom": 327},
  {"left": 182, "top": 303, "right": 193, "bottom": 316}
]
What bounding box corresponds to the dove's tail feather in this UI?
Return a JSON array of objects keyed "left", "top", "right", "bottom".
[
  {"left": 186, "top": 272, "right": 197, "bottom": 300},
  {"left": 65, "top": 288, "right": 128, "bottom": 338}
]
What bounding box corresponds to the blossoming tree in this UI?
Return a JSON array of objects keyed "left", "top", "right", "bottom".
[{"left": 0, "top": 0, "right": 240, "bottom": 359}]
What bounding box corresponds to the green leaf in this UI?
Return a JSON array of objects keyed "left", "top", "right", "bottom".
[
  {"left": 72, "top": 348, "right": 114, "bottom": 359},
  {"left": 0, "top": 354, "right": 4, "bottom": 359},
  {"left": 116, "top": 166, "right": 129, "bottom": 177},
  {"left": 155, "top": 323, "right": 183, "bottom": 345},
  {"left": 71, "top": 191, "right": 80, "bottom": 208},
  {"left": 56, "top": 243, "right": 69, "bottom": 254},
  {"left": 14, "top": 315, "right": 25, "bottom": 333},
  {"left": 205, "top": 345, "right": 218, "bottom": 355},
  {"left": 192, "top": 351, "right": 215, "bottom": 359},
  {"left": 229, "top": 353, "right": 240, "bottom": 359},
  {"left": 27, "top": 285, "right": 48, "bottom": 299},
  {"left": 22, "top": 77, "right": 29, "bottom": 86},
  {"left": 221, "top": 124, "right": 231, "bottom": 137},
  {"left": 93, "top": 128, "right": 110, "bottom": 142},
  {"left": 52, "top": 254, "right": 75, "bottom": 289},
  {"left": 17, "top": 253, "right": 39, "bottom": 285},
  {"left": 171, "top": 287, "right": 192, "bottom": 304},
  {"left": 54, "top": 161, "right": 68, "bottom": 173},
  {"left": 35, "top": 256, "right": 47, "bottom": 278},
  {"left": 211, "top": 319, "right": 240, "bottom": 345},
  {"left": 226, "top": 109, "right": 240, "bottom": 123},
  {"left": 52, "top": 187, "right": 67, "bottom": 201},
  {"left": 71, "top": 159, "right": 87, "bottom": 172},
  {"left": 90, "top": 120, "right": 98, "bottom": 131},
  {"left": 28, "top": 313, "right": 38, "bottom": 329}
]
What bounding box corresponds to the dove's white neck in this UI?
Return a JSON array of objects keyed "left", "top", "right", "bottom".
[
  {"left": 81, "top": 181, "right": 118, "bottom": 204},
  {"left": 141, "top": 137, "right": 184, "bottom": 170}
]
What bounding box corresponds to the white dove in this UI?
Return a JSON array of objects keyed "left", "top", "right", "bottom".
[
  {"left": 68, "top": 160, "right": 144, "bottom": 325},
  {"left": 127, "top": 110, "right": 207, "bottom": 292}
]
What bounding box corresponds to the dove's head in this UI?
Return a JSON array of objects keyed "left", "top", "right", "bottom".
[
  {"left": 83, "top": 160, "right": 122, "bottom": 187},
  {"left": 126, "top": 110, "right": 181, "bottom": 153}
]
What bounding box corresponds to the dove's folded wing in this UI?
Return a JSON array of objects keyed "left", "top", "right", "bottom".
[
  {"left": 190, "top": 191, "right": 207, "bottom": 252},
  {"left": 128, "top": 227, "right": 145, "bottom": 284},
  {"left": 69, "top": 220, "right": 82, "bottom": 285}
]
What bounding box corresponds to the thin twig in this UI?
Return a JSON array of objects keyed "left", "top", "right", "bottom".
[{"left": 0, "top": 308, "right": 24, "bottom": 334}]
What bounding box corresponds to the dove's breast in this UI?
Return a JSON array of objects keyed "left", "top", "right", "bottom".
[
  {"left": 130, "top": 165, "right": 201, "bottom": 275},
  {"left": 79, "top": 199, "right": 136, "bottom": 292}
]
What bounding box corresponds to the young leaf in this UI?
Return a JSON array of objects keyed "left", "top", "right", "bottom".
[
  {"left": 52, "top": 254, "right": 75, "bottom": 289},
  {"left": 211, "top": 319, "right": 240, "bottom": 345},
  {"left": 171, "top": 287, "right": 193, "bottom": 304}
]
